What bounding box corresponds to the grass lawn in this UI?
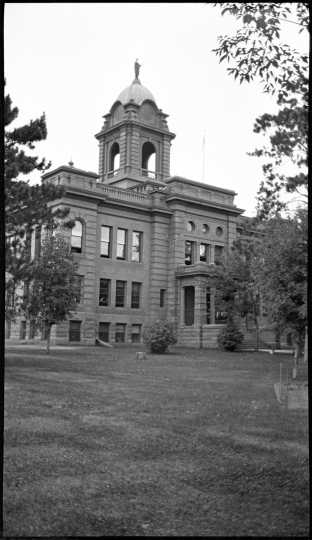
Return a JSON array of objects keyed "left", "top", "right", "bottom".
[{"left": 4, "top": 345, "right": 309, "bottom": 536}]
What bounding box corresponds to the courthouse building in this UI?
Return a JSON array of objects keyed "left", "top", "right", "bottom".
[{"left": 11, "top": 65, "right": 249, "bottom": 347}]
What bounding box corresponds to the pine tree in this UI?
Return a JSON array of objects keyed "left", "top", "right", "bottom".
[{"left": 5, "top": 86, "right": 71, "bottom": 318}]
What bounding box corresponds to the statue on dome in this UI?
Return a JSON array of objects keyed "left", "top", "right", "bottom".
[{"left": 134, "top": 59, "right": 141, "bottom": 80}]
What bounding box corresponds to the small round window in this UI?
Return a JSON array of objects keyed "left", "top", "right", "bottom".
[
  {"left": 186, "top": 221, "right": 195, "bottom": 233},
  {"left": 216, "top": 226, "right": 223, "bottom": 236},
  {"left": 202, "top": 224, "right": 209, "bottom": 233}
]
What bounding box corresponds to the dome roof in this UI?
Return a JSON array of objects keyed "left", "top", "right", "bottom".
[{"left": 116, "top": 79, "right": 156, "bottom": 106}]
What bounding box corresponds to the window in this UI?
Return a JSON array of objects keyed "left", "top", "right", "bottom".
[
  {"left": 30, "top": 227, "right": 41, "bottom": 260},
  {"left": 117, "top": 228, "right": 127, "bottom": 260},
  {"left": 200, "top": 243, "right": 210, "bottom": 263},
  {"left": 131, "top": 231, "right": 142, "bottom": 262},
  {"left": 185, "top": 241, "right": 195, "bottom": 265},
  {"left": 73, "top": 275, "right": 84, "bottom": 304},
  {"left": 99, "top": 279, "right": 110, "bottom": 306},
  {"left": 215, "top": 289, "right": 227, "bottom": 323},
  {"left": 214, "top": 245, "right": 224, "bottom": 263},
  {"left": 99, "top": 322, "right": 110, "bottom": 342},
  {"left": 216, "top": 226, "right": 223, "bottom": 237},
  {"left": 6, "top": 285, "right": 15, "bottom": 309},
  {"left": 116, "top": 280, "right": 126, "bottom": 307},
  {"left": 109, "top": 142, "right": 120, "bottom": 172},
  {"left": 142, "top": 141, "right": 156, "bottom": 178},
  {"left": 160, "top": 289, "right": 166, "bottom": 307},
  {"left": 131, "top": 324, "right": 142, "bottom": 343},
  {"left": 71, "top": 220, "right": 82, "bottom": 253},
  {"left": 115, "top": 323, "right": 126, "bottom": 343},
  {"left": 206, "top": 288, "right": 211, "bottom": 324},
  {"left": 184, "top": 286, "right": 195, "bottom": 326},
  {"left": 202, "top": 224, "right": 209, "bottom": 233},
  {"left": 215, "top": 310, "right": 227, "bottom": 324},
  {"left": 131, "top": 282, "right": 142, "bottom": 308},
  {"left": 101, "top": 226, "right": 112, "bottom": 257},
  {"left": 186, "top": 221, "right": 195, "bottom": 233},
  {"left": 69, "top": 320, "right": 81, "bottom": 342}
]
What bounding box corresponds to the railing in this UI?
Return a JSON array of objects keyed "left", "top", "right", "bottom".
[
  {"left": 107, "top": 169, "right": 120, "bottom": 178},
  {"left": 96, "top": 184, "right": 151, "bottom": 205},
  {"left": 141, "top": 169, "right": 156, "bottom": 179},
  {"left": 54, "top": 172, "right": 151, "bottom": 205},
  {"left": 103, "top": 167, "right": 165, "bottom": 181}
]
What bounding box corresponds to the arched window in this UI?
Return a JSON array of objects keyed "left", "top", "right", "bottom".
[
  {"left": 186, "top": 221, "right": 195, "bottom": 233},
  {"left": 109, "top": 142, "right": 120, "bottom": 173},
  {"left": 71, "top": 220, "right": 83, "bottom": 253},
  {"left": 141, "top": 141, "right": 156, "bottom": 178}
]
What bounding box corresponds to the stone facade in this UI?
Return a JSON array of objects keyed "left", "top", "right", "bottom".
[{"left": 7, "top": 73, "right": 249, "bottom": 348}]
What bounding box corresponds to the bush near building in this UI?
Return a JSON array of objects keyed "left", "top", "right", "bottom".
[
  {"left": 143, "top": 320, "right": 177, "bottom": 353},
  {"left": 217, "top": 319, "right": 244, "bottom": 351}
]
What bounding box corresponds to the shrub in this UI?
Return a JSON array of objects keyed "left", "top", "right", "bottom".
[
  {"left": 143, "top": 320, "right": 177, "bottom": 353},
  {"left": 217, "top": 319, "right": 244, "bottom": 351}
]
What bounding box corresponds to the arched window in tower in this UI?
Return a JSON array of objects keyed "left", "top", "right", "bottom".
[
  {"left": 71, "top": 220, "right": 83, "bottom": 253},
  {"left": 109, "top": 142, "right": 120, "bottom": 174},
  {"left": 141, "top": 141, "right": 156, "bottom": 179}
]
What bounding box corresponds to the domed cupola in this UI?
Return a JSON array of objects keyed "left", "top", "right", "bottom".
[
  {"left": 95, "top": 61, "right": 175, "bottom": 188},
  {"left": 115, "top": 59, "right": 156, "bottom": 106},
  {"left": 116, "top": 80, "right": 156, "bottom": 107}
]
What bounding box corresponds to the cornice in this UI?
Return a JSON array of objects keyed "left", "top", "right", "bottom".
[
  {"left": 95, "top": 119, "right": 176, "bottom": 140},
  {"left": 165, "top": 194, "right": 244, "bottom": 215},
  {"left": 42, "top": 165, "right": 98, "bottom": 180},
  {"left": 167, "top": 176, "right": 236, "bottom": 196}
]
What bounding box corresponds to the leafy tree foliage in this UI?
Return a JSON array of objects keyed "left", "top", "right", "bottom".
[
  {"left": 212, "top": 3, "right": 308, "bottom": 218},
  {"left": 5, "top": 88, "right": 71, "bottom": 317},
  {"left": 24, "top": 234, "right": 79, "bottom": 353},
  {"left": 254, "top": 210, "right": 307, "bottom": 357},
  {"left": 213, "top": 223, "right": 263, "bottom": 337},
  {"left": 215, "top": 211, "right": 307, "bottom": 357}
]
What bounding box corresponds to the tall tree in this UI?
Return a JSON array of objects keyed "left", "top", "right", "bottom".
[
  {"left": 212, "top": 3, "right": 309, "bottom": 218},
  {"left": 255, "top": 210, "right": 307, "bottom": 361},
  {"left": 24, "top": 234, "right": 79, "bottom": 353},
  {"left": 213, "top": 224, "right": 263, "bottom": 346},
  {"left": 5, "top": 87, "right": 70, "bottom": 316}
]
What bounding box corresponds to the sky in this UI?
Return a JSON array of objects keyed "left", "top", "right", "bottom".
[{"left": 4, "top": 2, "right": 308, "bottom": 216}]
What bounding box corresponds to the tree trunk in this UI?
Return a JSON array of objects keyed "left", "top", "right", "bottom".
[
  {"left": 293, "top": 341, "right": 301, "bottom": 379},
  {"left": 275, "top": 327, "right": 281, "bottom": 349},
  {"left": 255, "top": 315, "right": 260, "bottom": 351},
  {"left": 303, "top": 326, "right": 308, "bottom": 363},
  {"left": 46, "top": 323, "right": 51, "bottom": 354}
]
